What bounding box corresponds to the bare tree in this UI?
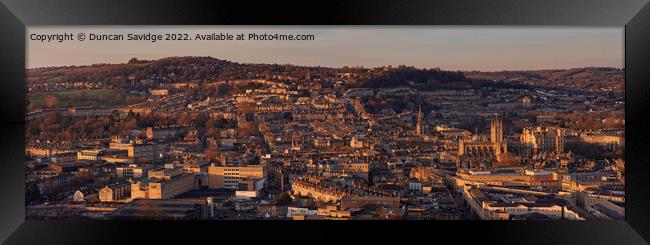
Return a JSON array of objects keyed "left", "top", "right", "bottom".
[
  {"left": 44, "top": 95, "right": 60, "bottom": 108},
  {"left": 137, "top": 201, "right": 166, "bottom": 220}
]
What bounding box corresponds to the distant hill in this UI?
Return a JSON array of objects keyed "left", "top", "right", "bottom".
[
  {"left": 465, "top": 67, "right": 624, "bottom": 92},
  {"left": 27, "top": 56, "right": 623, "bottom": 92},
  {"left": 27, "top": 56, "right": 342, "bottom": 86},
  {"left": 357, "top": 66, "right": 469, "bottom": 89}
]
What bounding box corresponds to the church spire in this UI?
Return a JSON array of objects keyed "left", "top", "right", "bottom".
[{"left": 490, "top": 113, "right": 503, "bottom": 144}]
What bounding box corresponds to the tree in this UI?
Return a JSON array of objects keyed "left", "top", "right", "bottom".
[
  {"left": 205, "top": 127, "right": 219, "bottom": 138},
  {"left": 238, "top": 123, "right": 258, "bottom": 137},
  {"left": 205, "top": 118, "right": 219, "bottom": 129},
  {"left": 137, "top": 201, "right": 166, "bottom": 220},
  {"left": 195, "top": 112, "right": 210, "bottom": 127},
  {"left": 43, "top": 112, "right": 62, "bottom": 125},
  {"left": 25, "top": 182, "right": 41, "bottom": 204},
  {"left": 176, "top": 113, "right": 193, "bottom": 126},
  {"left": 205, "top": 146, "right": 221, "bottom": 162},
  {"left": 283, "top": 112, "right": 293, "bottom": 121},
  {"left": 44, "top": 95, "right": 60, "bottom": 108},
  {"left": 123, "top": 118, "right": 138, "bottom": 131},
  {"left": 275, "top": 192, "right": 292, "bottom": 205},
  {"left": 27, "top": 102, "right": 38, "bottom": 112},
  {"left": 235, "top": 102, "right": 256, "bottom": 113},
  {"left": 27, "top": 122, "right": 41, "bottom": 137},
  {"left": 566, "top": 141, "right": 604, "bottom": 159}
]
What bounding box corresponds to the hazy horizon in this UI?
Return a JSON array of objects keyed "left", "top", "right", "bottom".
[
  {"left": 27, "top": 26, "right": 624, "bottom": 72},
  {"left": 25, "top": 55, "right": 624, "bottom": 73}
]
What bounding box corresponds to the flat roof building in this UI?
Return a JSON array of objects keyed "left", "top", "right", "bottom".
[{"left": 207, "top": 165, "right": 266, "bottom": 189}]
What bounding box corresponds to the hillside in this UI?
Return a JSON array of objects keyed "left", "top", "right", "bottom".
[
  {"left": 465, "top": 67, "right": 624, "bottom": 92},
  {"left": 27, "top": 57, "right": 623, "bottom": 93},
  {"left": 27, "top": 56, "right": 342, "bottom": 86}
]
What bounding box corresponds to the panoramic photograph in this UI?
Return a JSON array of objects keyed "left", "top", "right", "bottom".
[{"left": 24, "top": 27, "right": 624, "bottom": 220}]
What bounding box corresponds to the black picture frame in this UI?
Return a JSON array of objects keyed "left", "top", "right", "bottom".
[{"left": 1, "top": 0, "right": 650, "bottom": 244}]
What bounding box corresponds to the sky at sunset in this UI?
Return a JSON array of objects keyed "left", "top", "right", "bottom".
[{"left": 27, "top": 26, "right": 623, "bottom": 71}]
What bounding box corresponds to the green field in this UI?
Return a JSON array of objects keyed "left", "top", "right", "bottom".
[{"left": 28, "top": 89, "right": 126, "bottom": 108}]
